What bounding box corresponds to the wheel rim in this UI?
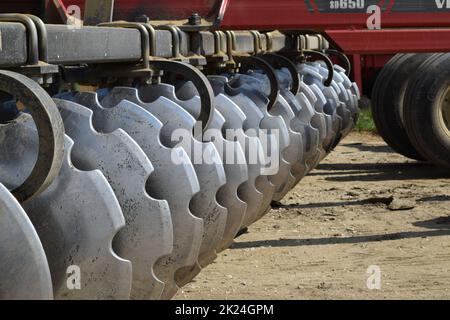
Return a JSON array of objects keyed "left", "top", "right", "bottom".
[{"left": 441, "top": 88, "right": 450, "bottom": 137}]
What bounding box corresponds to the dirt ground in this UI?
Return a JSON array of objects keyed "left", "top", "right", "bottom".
[{"left": 175, "top": 132, "right": 450, "bottom": 300}]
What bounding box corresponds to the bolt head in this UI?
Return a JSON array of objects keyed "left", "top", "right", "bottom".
[
  {"left": 188, "top": 13, "right": 201, "bottom": 25},
  {"left": 135, "top": 14, "right": 150, "bottom": 23}
]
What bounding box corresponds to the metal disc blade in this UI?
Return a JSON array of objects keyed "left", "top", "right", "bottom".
[
  {"left": 0, "top": 183, "right": 53, "bottom": 300},
  {"left": 208, "top": 77, "right": 271, "bottom": 228},
  {"left": 309, "top": 62, "right": 354, "bottom": 136},
  {"left": 209, "top": 95, "right": 249, "bottom": 252},
  {"left": 55, "top": 99, "right": 172, "bottom": 299},
  {"left": 298, "top": 65, "right": 342, "bottom": 136},
  {"left": 268, "top": 69, "right": 325, "bottom": 149},
  {"left": 138, "top": 82, "right": 201, "bottom": 120},
  {"left": 88, "top": 90, "right": 203, "bottom": 299},
  {"left": 65, "top": 91, "right": 186, "bottom": 299},
  {"left": 274, "top": 71, "right": 324, "bottom": 176},
  {"left": 150, "top": 82, "right": 249, "bottom": 254},
  {"left": 306, "top": 82, "right": 342, "bottom": 152},
  {"left": 230, "top": 74, "right": 304, "bottom": 206},
  {"left": 299, "top": 82, "right": 335, "bottom": 152},
  {"left": 0, "top": 114, "right": 131, "bottom": 299},
  {"left": 232, "top": 78, "right": 293, "bottom": 181},
  {"left": 102, "top": 86, "right": 226, "bottom": 297},
  {"left": 330, "top": 64, "right": 361, "bottom": 123},
  {"left": 99, "top": 88, "right": 203, "bottom": 299},
  {"left": 213, "top": 75, "right": 289, "bottom": 216},
  {"left": 298, "top": 64, "right": 345, "bottom": 151},
  {"left": 328, "top": 63, "right": 360, "bottom": 101},
  {"left": 137, "top": 85, "right": 227, "bottom": 278}
]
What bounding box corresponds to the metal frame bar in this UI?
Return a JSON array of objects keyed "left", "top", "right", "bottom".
[{"left": 0, "top": 22, "right": 327, "bottom": 69}]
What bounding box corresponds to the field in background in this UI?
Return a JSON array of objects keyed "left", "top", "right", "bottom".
[{"left": 355, "top": 107, "right": 377, "bottom": 133}]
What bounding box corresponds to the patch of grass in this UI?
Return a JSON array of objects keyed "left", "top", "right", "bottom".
[{"left": 355, "top": 108, "right": 377, "bottom": 133}]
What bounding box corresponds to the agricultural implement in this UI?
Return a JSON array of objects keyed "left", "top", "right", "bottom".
[{"left": 0, "top": 0, "right": 448, "bottom": 300}]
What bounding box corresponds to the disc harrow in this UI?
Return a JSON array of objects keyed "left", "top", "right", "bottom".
[{"left": 0, "top": 19, "right": 360, "bottom": 300}]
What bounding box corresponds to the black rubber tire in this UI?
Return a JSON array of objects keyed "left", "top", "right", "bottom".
[
  {"left": 403, "top": 53, "right": 450, "bottom": 169},
  {"left": 371, "top": 53, "right": 433, "bottom": 161}
]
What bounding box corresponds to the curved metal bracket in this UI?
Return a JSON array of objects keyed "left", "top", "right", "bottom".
[
  {"left": 99, "top": 22, "right": 150, "bottom": 69},
  {"left": 326, "top": 49, "right": 351, "bottom": 76},
  {"left": 26, "top": 15, "right": 48, "bottom": 62},
  {"left": 265, "top": 32, "right": 274, "bottom": 52},
  {"left": 0, "top": 70, "right": 64, "bottom": 202},
  {"left": 207, "top": 31, "right": 228, "bottom": 64},
  {"left": 224, "top": 30, "right": 237, "bottom": 67},
  {"left": 250, "top": 30, "right": 263, "bottom": 55},
  {"left": 303, "top": 50, "right": 334, "bottom": 87},
  {"left": 0, "top": 14, "right": 39, "bottom": 65},
  {"left": 141, "top": 23, "right": 157, "bottom": 57},
  {"left": 150, "top": 59, "right": 215, "bottom": 132},
  {"left": 261, "top": 53, "right": 300, "bottom": 95},
  {"left": 213, "top": 31, "right": 222, "bottom": 55},
  {"left": 239, "top": 56, "right": 279, "bottom": 111},
  {"left": 154, "top": 25, "right": 182, "bottom": 60}
]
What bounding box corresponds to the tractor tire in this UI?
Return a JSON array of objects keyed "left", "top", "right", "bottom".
[
  {"left": 371, "top": 53, "right": 432, "bottom": 161},
  {"left": 403, "top": 53, "right": 450, "bottom": 169}
]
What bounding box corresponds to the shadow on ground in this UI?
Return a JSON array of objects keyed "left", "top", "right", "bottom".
[
  {"left": 342, "top": 142, "right": 394, "bottom": 154},
  {"left": 311, "top": 162, "right": 449, "bottom": 182},
  {"left": 231, "top": 217, "right": 450, "bottom": 250},
  {"left": 272, "top": 197, "right": 393, "bottom": 210}
]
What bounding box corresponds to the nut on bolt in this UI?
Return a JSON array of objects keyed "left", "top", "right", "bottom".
[
  {"left": 135, "top": 14, "right": 150, "bottom": 23},
  {"left": 188, "top": 13, "right": 201, "bottom": 25}
]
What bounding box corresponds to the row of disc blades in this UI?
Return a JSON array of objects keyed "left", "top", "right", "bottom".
[{"left": 0, "top": 61, "right": 359, "bottom": 300}]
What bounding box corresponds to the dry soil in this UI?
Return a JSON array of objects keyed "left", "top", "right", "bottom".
[{"left": 175, "top": 132, "right": 450, "bottom": 300}]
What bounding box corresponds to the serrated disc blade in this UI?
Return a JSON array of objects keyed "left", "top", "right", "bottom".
[
  {"left": 297, "top": 64, "right": 343, "bottom": 144},
  {"left": 55, "top": 99, "right": 172, "bottom": 299},
  {"left": 102, "top": 86, "right": 226, "bottom": 297},
  {"left": 0, "top": 114, "right": 131, "bottom": 299},
  {"left": 298, "top": 64, "right": 345, "bottom": 151},
  {"left": 298, "top": 81, "right": 335, "bottom": 152},
  {"left": 136, "top": 82, "right": 201, "bottom": 120},
  {"left": 229, "top": 73, "right": 304, "bottom": 205},
  {"left": 149, "top": 81, "right": 249, "bottom": 253},
  {"left": 64, "top": 91, "right": 185, "bottom": 299},
  {"left": 208, "top": 76, "right": 271, "bottom": 227},
  {"left": 90, "top": 90, "right": 203, "bottom": 299},
  {"left": 0, "top": 183, "right": 53, "bottom": 300},
  {"left": 201, "top": 107, "right": 248, "bottom": 254},
  {"left": 139, "top": 84, "right": 227, "bottom": 270},
  {"left": 278, "top": 69, "right": 328, "bottom": 144},
  {"left": 308, "top": 62, "right": 354, "bottom": 136}
]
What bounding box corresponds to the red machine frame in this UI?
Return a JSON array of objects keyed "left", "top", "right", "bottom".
[
  {"left": 221, "top": 0, "right": 450, "bottom": 92},
  {"left": 5, "top": 0, "right": 450, "bottom": 95}
]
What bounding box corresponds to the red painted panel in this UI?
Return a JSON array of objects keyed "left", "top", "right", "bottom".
[
  {"left": 351, "top": 54, "right": 362, "bottom": 91},
  {"left": 0, "top": 0, "right": 43, "bottom": 16},
  {"left": 220, "top": 0, "right": 450, "bottom": 30},
  {"left": 327, "top": 28, "right": 450, "bottom": 54},
  {"left": 3, "top": 0, "right": 450, "bottom": 31},
  {"left": 57, "top": 0, "right": 219, "bottom": 21}
]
